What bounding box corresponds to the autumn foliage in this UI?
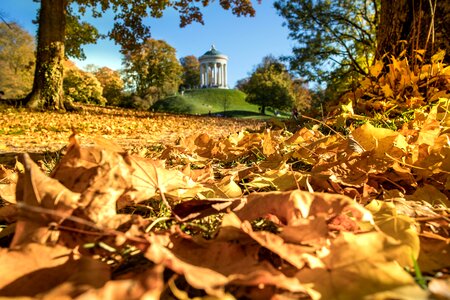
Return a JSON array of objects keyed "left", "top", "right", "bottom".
[{"left": 0, "top": 51, "right": 450, "bottom": 299}]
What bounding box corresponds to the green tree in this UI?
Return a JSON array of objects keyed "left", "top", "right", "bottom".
[
  {"left": 93, "top": 67, "right": 124, "bottom": 106},
  {"left": 65, "top": 10, "right": 101, "bottom": 60},
  {"left": 242, "top": 56, "right": 294, "bottom": 114},
  {"left": 274, "top": 0, "right": 379, "bottom": 87},
  {"left": 180, "top": 55, "right": 200, "bottom": 90},
  {"left": 235, "top": 77, "right": 249, "bottom": 91},
  {"left": 22, "top": 0, "right": 256, "bottom": 110},
  {"left": 63, "top": 60, "right": 106, "bottom": 105},
  {"left": 122, "top": 38, "right": 182, "bottom": 105},
  {"left": 0, "top": 22, "right": 35, "bottom": 99}
]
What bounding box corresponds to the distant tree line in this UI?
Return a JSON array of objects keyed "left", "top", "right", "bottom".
[
  {"left": 0, "top": 22, "right": 201, "bottom": 110},
  {"left": 2, "top": 0, "right": 448, "bottom": 114},
  {"left": 0, "top": 0, "right": 256, "bottom": 111}
]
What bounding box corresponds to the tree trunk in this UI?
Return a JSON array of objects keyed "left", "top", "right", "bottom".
[
  {"left": 261, "top": 105, "right": 266, "bottom": 115},
  {"left": 376, "top": 0, "right": 449, "bottom": 63},
  {"left": 25, "top": 0, "right": 68, "bottom": 110}
]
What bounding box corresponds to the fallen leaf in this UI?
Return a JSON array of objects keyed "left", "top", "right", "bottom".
[
  {"left": 296, "top": 232, "right": 417, "bottom": 300},
  {"left": 0, "top": 243, "right": 109, "bottom": 297}
]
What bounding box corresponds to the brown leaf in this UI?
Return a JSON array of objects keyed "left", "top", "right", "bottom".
[
  {"left": 429, "top": 278, "right": 450, "bottom": 299},
  {"left": 0, "top": 164, "right": 17, "bottom": 203},
  {"left": 144, "top": 229, "right": 309, "bottom": 297},
  {"left": 296, "top": 232, "right": 417, "bottom": 300},
  {"left": 0, "top": 243, "right": 109, "bottom": 297},
  {"left": 173, "top": 198, "right": 245, "bottom": 221},
  {"left": 12, "top": 154, "right": 81, "bottom": 246},
  {"left": 417, "top": 236, "right": 450, "bottom": 273},
  {"left": 76, "top": 265, "right": 163, "bottom": 300},
  {"left": 235, "top": 190, "right": 371, "bottom": 226}
]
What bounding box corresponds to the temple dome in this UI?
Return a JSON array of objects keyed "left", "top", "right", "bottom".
[
  {"left": 198, "top": 45, "right": 228, "bottom": 89},
  {"left": 200, "top": 45, "right": 228, "bottom": 59}
]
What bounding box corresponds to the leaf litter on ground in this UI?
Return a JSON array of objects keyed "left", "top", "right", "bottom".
[{"left": 0, "top": 97, "right": 449, "bottom": 299}]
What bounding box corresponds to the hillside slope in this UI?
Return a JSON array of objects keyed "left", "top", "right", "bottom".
[{"left": 151, "top": 89, "right": 262, "bottom": 117}]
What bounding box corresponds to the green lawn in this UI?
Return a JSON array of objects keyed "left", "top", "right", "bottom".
[{"left": 151, "top": 89, "right": 288, "bottom": 119}]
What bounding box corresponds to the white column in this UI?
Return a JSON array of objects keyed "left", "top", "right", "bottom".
[
  {"left": 224, "top": 64, "right": 227, "bottom": 88},
  {"left": 207, "top": 63, "right": 212, "bottom": 86},
  {"left": 204, "top": 64, "right": 208, "bottom": 86},
  {"left": 220, "top": 64, "right": 224, "bottom": 87},
  {"left": 203, "top": 64, "right": 207, "bottom": 86},
  {"left": 209, "top": 64, "right": 213, "bottom": 86},
  {"left": 223, "top": 65, "right": 226, "bottom": 87},
  {"left": 200, "top": 64, "right": 204, "bottom": 86},
  {"left": 203, "top": 65, "right": 206, "bottom": 86},
  {"left": 204, "top": 64, "right": 207, "bottom": 86},
  {"left": 217, "top": 63, "right": 221, "bottom": 87},
  {"left": 217, "top": 64, "right": 220, "bottom": 86},
  {"left": 220, "top": 63, "right": 223, "bottom": 87},
  {"left": 207, "top": 64, "right": 211, "bottom": 86}
]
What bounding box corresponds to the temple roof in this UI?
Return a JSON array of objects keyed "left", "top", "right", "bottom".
[{"left": 201, "top": 45, "right": 223, "bottom": 56}]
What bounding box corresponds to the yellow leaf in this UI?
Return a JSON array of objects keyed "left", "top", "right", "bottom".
[
  {"left": 340, "top": 100, "right": 354, "bottom": 115},
  {"left": 296, "top": 232, "right": 416, "bottom": 300},
  {"left": 431, "top": 49, "right": 446, "bottom": 63},
  {"left": 409, "top": 184, "right": 450, "bottom": 207},
  {"left": 352, "top": 123, "right": 408, "bottom": 159},
  {"left": 365, "top": 200, "right": 420, "bottom": 265},
  {"left": 381, "top": 83, "right": 394, "bottom": 98},
  {"left": 369, "top": 60, "right": 384, "bottom": 77},
  {"left": 262, "top": 129, "right": 277, "bottom": 157},
  {"left": 215, "top": 175, "right": 242, "bottom": 198}
]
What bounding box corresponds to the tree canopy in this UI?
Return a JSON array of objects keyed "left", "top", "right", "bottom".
[
  {"left": 274, "top": 0, "right": 379, "bottom": 86},
  {"left": 180, "top": 55, "right": 200, "bottom": 90},
  {"left": 122, "top": 38, "right": 182, "bottom": 104},
  {"left": 22, "top": 0, "right": 257, "bottom": 110},
  {"left": 63, "top": 60, "right": 106, "bottom": 105},
  {"left": 242, "top": 56, "right": 295, "bottom": 114},
  {"left": 93, "top": 67, "right": 125, "bottom": 106},
  {"left": 0, "top": 22, "right": 35, "bottom": 99}
]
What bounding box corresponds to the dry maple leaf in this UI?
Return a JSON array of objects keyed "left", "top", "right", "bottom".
[
  {"left": 296, "top": 232, "right": 419, "bottom": 300},
  {"left": 234, "top": 190, "right": 372, "bottom": 227},
  {"left": 76, "top": 265, "right": 163, "bottom": 300},
  {"left": 12, "top": 153, "right": 81, "bottom": 246},
  {"left": 0, "top": 243, "right": 109, "bottom": 297},
  {"left": 144, "top": 227, "right": 311, "bottom": 298}
]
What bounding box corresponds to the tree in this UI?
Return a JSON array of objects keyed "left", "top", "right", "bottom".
[
  {"left": 0, "top": 22, "right": 35, "bottom": 99},
  {"left": 242, "top": 56, "right": 294, "bottom": 114},
  {"left": 122, "top": 38, "right": 182, "bottom": 105},
  {"left": 23, "top": 0, "right": 256, "bottom": 110},
  {"left": 235, "top": 77, "right": 249, "bottom": 91},
  {"left": 376, "top": 0, "right": 450, "bottom": 63},
  {"left": 274, "top": 0, "right": 379, "bottom": 87},
  {"left": 63, "top": 60, "right": 106, "bottom": 105},
  {"left": 93, "top": 67, "right": 124, "bottom": 106},
  {"left": 65, "top": 10, "right": 101, "bottom": 60},
  {"left": 291, "top": 79, "right": 311, "bottom": 112},
  {"left": 180, "top": 55, "right": 200, "bottom": 90}
]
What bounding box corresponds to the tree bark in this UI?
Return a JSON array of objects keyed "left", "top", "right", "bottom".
[
  {"left": 376, "top": 0, "right": 449, "bottom": 63},
  {"left": 261, "top": 105, "right": 266, "bottom": 115},
  {"left": 25, "top": 0, "right": 68, "bottom": 110}
]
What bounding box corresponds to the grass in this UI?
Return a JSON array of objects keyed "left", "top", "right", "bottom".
[{"left": 151, "top": 89, "right": 288, "bottom": 119}]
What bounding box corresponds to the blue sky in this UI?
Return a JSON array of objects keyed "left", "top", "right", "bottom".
[{"left": 0, "top": 1, "right": 293, "bottom": 87}]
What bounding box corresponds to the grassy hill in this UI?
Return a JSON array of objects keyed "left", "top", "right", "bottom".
[{"left": 152, "top": 89, "right": 266, "bottom": 118}]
